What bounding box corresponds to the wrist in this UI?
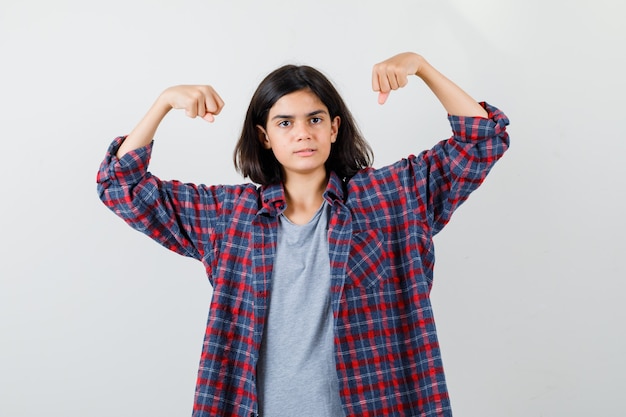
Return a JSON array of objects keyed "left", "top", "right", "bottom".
[
  {"left": 154, "top": 90, "right": 174, "bottom": 114},
  {"left": 414, "top": 55, "right": 431, "bottom": 79}
]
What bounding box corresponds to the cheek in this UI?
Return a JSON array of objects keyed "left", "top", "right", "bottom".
[{"left": 270, "top": 145, "right": 291, "bottom": 161}]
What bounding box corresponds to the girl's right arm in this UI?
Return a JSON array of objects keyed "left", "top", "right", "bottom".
[
  {"left": 98, "top": 85, "right": 231, "bottom": 267},
  {"left": 116, "top": 85, "right": 224, "bottom": 158}
]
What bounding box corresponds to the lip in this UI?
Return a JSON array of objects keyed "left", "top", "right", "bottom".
[{"left": 294, "top": 148, "right": 316, "bottom": 156}]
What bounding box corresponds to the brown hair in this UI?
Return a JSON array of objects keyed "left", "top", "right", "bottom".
[{"left": 233, "top": 65, "right": 373, "bottom": 185}]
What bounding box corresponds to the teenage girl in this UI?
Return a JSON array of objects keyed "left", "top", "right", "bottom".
[{"left": 98, "top": 52, "right": 510, "bottom": 417}]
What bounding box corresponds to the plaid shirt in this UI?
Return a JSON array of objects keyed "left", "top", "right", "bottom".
[{"left": 97, "top": 102, "right": 509, "bottom": 417}]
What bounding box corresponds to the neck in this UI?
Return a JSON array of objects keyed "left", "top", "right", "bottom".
[{"left": 282, "top": 171, "right": 328, "bottom": 224}]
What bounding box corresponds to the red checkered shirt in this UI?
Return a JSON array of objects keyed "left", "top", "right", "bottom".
[{"left": 97, "top": 102, "right": 510, "bottom": 416}]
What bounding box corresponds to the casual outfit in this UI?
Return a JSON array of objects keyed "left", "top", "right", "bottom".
[{"left": 97, "top": 102, "right": 510, "bottom": 417}]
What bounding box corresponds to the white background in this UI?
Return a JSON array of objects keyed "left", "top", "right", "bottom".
[{"left": 1, "top": 0, "right": 624, "bottom": 416}]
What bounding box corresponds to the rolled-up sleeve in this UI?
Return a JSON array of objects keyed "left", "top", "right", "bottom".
[
  {"left": 97, "top": 136, "right": 153, "bottom": 190},
  {"left": 97, "top": 136, "right": 213, "bottom": 262},
  {"left": 415, "top": 102, "right": 510, "bottom": 234}
]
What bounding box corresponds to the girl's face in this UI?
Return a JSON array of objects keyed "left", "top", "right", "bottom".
[{"left": 257, "top": 89, "right": 340, "bottom": 182}]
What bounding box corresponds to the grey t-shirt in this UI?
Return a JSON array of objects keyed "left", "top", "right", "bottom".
[{"left": 256, "top": 202, "right": 345, "bottom": 416}]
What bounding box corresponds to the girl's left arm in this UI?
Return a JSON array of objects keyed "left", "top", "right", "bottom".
[{"left": 372, "top": 52, "right": 509, "bottom": 234}]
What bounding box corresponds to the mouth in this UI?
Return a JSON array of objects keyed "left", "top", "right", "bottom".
[{"left": 294, "top": 148, "right": 316, "bottom": 156}]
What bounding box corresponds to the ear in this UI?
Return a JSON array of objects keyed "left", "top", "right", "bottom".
[
  {"left": 330, "top": 116, "right": 341, "bottom": 143},
  {"left": 256, "top": 125, "right": 271, "bottom": 149}
]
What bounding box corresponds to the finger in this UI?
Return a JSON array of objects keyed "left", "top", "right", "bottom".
[
  {"left": 377, "top": 71, "right": 391, "bottom": 93},
  {"left": 205, "top": 97, "right": 222, "bottom": 116},
  {"left": 197, "top": 95, "right": 207, "bottom": 119},
  {"left": 204, "top": 89, "right": 224, "bottom": 116},
  {"left": 387, "top": 70, "right": 400, "bottom": 90},
  {"left": 185, "top": 105, "right": 198, "bottom": 119},
  {"left": 372, "top": 67, "right": 381, "bottom": 92},
  {"left": 202, "top": 113, "right": 215, "bottom": 123},
  {"left": 397, "top": 73, "right": 409, "bottom": 88},
  {"left": 378, "top": 91, "right": 390, "bottom": 105},
  {"left": 211, "top": 91, "right": 225, "bottom": 115}
]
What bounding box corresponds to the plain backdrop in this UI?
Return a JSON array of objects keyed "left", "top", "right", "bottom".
[{"left": 1, "top": 0, "right": 624, "bottom": 416}]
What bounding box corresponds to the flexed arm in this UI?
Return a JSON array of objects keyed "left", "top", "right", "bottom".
[
  {"left": 371, "top": 52, "right": 488, "bottom": 118},
  {"left": 116, "top": 85, "right": 225, "bottom": 158},
  {"left": 98, "top": 85, "right": 227, "bottom": 263},
  {"left": 371, "top": 52, "right": 509, "bottom": 234}
]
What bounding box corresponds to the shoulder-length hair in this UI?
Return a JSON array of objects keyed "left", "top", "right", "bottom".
[{"left": 233, "top": 64, "right": 373, "bottom": 185}]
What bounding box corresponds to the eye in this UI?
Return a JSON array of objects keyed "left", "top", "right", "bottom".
[
  {"left": 278, "top": 120, "right": 291, "bottom": 127},
  {"left": 310, "top": 117, "right": 322, "bottom": 124}
]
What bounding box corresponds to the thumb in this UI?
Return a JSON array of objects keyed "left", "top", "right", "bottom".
[
  {"left": 202, "top": 113, "right": 215, "bottom": 123},
  {"left": 378, "top": 91, "right": 390, "bottom": 105}
]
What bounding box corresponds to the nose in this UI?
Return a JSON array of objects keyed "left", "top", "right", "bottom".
[{"left": 292, "top": 120, "right": 311, "bottom": 141}]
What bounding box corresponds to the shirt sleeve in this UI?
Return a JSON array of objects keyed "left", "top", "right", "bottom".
[
  {"left": 96, "top": 137, "right": 223, "bottom": 265},
  {"left": 413, "top": 102, "right": 510, "bottom": 235}
]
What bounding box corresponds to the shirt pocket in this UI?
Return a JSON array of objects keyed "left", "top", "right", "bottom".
[{"left": 345, "top": 229, "right": 389, "bottom": 289}]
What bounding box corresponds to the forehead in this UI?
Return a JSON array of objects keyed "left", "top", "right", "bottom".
[{"left": 268, "top": 89, "right": 327, "bottom": 117}]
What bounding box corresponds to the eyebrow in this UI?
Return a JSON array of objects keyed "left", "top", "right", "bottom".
[{"left": 270, "top": 109, "right": 328, "bottom": 121}]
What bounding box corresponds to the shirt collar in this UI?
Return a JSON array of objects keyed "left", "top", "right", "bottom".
[
  {"left": 323, "top": 171, "right": 345, "bottom": 204},
  {"left": 258, "top": 171, "right": 345, "bottom": 216}
]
